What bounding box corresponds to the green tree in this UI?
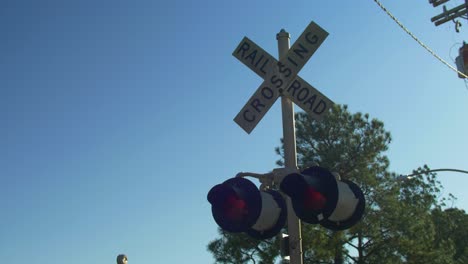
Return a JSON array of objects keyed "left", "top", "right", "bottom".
[
  {"left": 432, "top": 207, "right": 468, "bottom": 264},
  {"left": 207, "top": 229, "right": 280, "bottom": 264},
  {"left": 207, "top": 105, "right": 462, "bottom": 264},
  {"left": 361, "top": 165, "right": 456, "bottom": 264}
]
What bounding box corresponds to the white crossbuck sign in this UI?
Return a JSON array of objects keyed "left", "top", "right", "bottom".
[{"left": 233, "top": 21, "right": 334, "bottom": 134}]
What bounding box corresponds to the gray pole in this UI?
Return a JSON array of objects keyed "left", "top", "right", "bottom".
[{"left": 277, "top": 29, "right": 303, "bottom": 264}]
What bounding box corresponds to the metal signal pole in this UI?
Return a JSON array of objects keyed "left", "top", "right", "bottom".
[{"left": 277, "top": 29, "right": 303, "bottom": 264}]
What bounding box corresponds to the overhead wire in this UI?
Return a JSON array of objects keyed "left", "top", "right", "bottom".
[{"left": 372, "top": 0, "right": 468, "bottom": 79}]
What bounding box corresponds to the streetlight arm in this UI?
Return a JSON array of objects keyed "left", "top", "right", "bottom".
[{"left": 399, "top": 168, "right": 468, "bottom": 180}]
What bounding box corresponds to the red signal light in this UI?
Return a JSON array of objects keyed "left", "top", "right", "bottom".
[
  {"left": 208, "top": 177, "right": 287, "bottom": 239},
  {"left": 280, "top": 167, "right": 338, "bottom": 224},
  {"left": 224, "top": 195, "right": 248, "bottom": 221},
  {"left": 280, "top": 166, "right": 365, "bottom": 230},
  {"left": 304, "top": 187, "right": 326, "bottom": 211}
]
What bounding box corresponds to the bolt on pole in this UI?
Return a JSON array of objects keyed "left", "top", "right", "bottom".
[{"left": 277, "top": 29, "right": 303, "bottom": 264}]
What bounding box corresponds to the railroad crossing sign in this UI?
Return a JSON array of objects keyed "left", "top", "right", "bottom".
[{"left": 232, "top": 21, "right": 334, "bottom": 134}]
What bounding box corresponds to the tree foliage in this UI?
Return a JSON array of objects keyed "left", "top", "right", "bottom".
[
  {"left": 207, "top": 229, "right": 280, "bottom": 264},
  {"left": 207, "top": 105, "right": 467, "bottom": 264}
]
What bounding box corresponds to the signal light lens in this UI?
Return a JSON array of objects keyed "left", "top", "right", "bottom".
[
  {"left": 208, "top": 178, "right": 262, "bottom": 233},
  {"left": 280, "top": 166, "right": 366, "bottom": 230},
  {"left": 280, "top": 167, "right": 338, "bottom": 224},
  {"left": 224, "top": 194, "right": 247, "bottom": 222},
  {"left": 208, "top": 177, "right": 287, "bottom": 239},
  {"left": 304, "top": 187, "right": 326, "bottom": 211}
]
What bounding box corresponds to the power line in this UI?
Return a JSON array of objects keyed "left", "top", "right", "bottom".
[{"left": 373, "top": 0, "right": 468, "bottom": 79}]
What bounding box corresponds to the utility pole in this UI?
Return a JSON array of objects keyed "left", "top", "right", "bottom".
[{"left": 429, "top": 0, "right": 468, "bottom": 32}]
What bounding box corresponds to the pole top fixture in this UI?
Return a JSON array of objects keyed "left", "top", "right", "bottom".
[{"left": 277, "top": 29, "right": 290, "bottom": 39}]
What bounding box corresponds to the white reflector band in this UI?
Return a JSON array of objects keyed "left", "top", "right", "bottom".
[
  {"left": 328, "top": 181, "right": 359, "bottom": 222},
  {"left": 251, "top": 192, "right": 282, "bottom": 231}
]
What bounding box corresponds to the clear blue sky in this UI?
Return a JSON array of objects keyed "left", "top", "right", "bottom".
[{"left": 2, "top": 1, "right": 467, "bottom": 263}]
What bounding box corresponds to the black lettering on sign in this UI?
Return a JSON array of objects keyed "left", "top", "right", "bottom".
[
  {"left": 234, "top": 39, "right": 270, "bottom": 75},
  {"left": 245, "top": 50, "right": 258, "bottom": 66},
  {"left": 240, "top": 86, "right": 277, "bottom": 125},
  {"left": 287, "top": 57, "right": 298, "bottom": 67},
  {"left": 277, "top": 62, "right": 292, "bottom": 77},
  {"left": 305, "top": 33, "right": 319, "bottom": 45},
  {"left": 297, "top": 87, "right": 309, "bottom": 101},
  {"left": 313, "top": 100, "right": 327, "bottom": 114},
  {"left": 254, "top": 54, "right": 265, "bottom": 68},
  {"left": 260, "top": 58, "right": 270, "bottom": 75},
  {"left": 236, "top": 41, "right": 250, "bottom": 57},
  {"left": 304, "top": 94, "right": 317, "bottom": 111},
  {"left": 261, "top": 86, "right": 274, "bottom": 99},
  {"left": 294, "top": 44, "right": 308, "bottom": 59},
  {"left": 287, "top": 80, "right": 301, "bottom": 96},
  {"left": 287, "top": 80, "right": 326, "bottom": 113},
  {"left": 270, "top": 75, "right": 283, "bottom": 88},
  {"left": 287, "top": 44, "right": 309, "bottom": 67},
  {"left": 251, "top": 98, "right": 265, "bottom": 113},
  {"left": 243, "top": 110, "right": 255, "bottom": 122}
]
